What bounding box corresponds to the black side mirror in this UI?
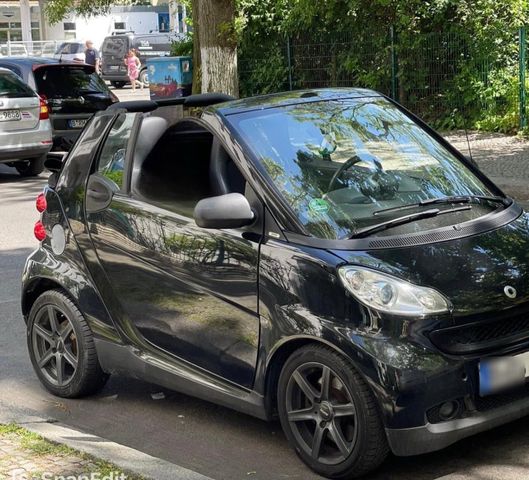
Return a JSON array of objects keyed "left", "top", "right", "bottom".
[
  {"left": 45, "top": 152, "right": 66, "bottom": 188},
  {"left": 44, "top": 152, "right": 66, "bottom": 173},
  {"left": 194, "top": 193, "right": 255, "bottom": 229},
  {"left": 86, "top": 173, "right": 119, "bottom": 213}
]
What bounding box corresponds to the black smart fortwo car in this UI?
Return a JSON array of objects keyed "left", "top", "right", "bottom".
[{"left": 22, "top": 89, "right": 529, "bottom": 479}]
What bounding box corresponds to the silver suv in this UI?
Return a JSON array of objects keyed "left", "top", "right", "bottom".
[{"left": 0, "top": 68, "right": 52, "bottom": 176}]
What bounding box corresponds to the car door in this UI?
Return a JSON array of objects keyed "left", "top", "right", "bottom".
[{"left": 84, "top": 115, "right": 260, "bottom": 388}]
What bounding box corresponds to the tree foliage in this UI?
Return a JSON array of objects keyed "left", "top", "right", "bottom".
[{"left": 44, "top": 0, "right": 529, "bottom": 130}]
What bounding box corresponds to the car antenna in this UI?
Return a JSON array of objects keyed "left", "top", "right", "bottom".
[{"left": 464, "top": 121, "right": 474, "bottom": 164}]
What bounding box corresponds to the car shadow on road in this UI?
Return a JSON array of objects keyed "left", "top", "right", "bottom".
[
  {"left": 0, "top": 164, "right": 49, "bottom": 185},
  {"left": 12, "top": 370, "right": 529, "bottom": 480}
]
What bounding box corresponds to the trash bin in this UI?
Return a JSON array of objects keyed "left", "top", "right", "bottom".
[{"left": 146, "top": 56, "right": 192, "bottom": 100}]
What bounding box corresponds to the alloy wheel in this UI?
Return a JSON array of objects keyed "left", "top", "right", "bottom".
[
  {"left": 31, "top": 304, "right": 78, "bottom": 386},
  {"left": 286, "top": 362, "right": 358, "bottom": 465}
]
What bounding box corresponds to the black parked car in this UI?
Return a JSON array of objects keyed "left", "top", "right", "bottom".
[
  {"left": 23, "top": 89, "right": 529, "bottom": 479},
  {"left": 100, "top": 33, "right": 172, "bottom": 88},
  {"left": 0, "top": 57, "right": 118, "bottom": 150}
]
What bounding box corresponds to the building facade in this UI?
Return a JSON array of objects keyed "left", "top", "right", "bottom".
[{"left": 0, "top": 1, "right": 188, "bottom": 49}]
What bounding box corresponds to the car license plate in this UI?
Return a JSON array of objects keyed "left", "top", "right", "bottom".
[
  {"left": 479, "top": 351, "right": 529, "bottom": 396},
  {"left": 68, "top": 119, "right": 88, "bottom": 129},
  {"left": 109, "top": 65, "right": 119, "bottom": 71},
  {"left": 0, "top": 109, "right": 21, "bottom": 122}
]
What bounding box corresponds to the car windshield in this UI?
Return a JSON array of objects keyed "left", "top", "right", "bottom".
[
  {"left": 34, "top": 65, "right": 110, "bottom": 99},
  {"left": 0, "top": 71, "right": 35, "bottom": 98},
  {"left": 230, "top": 96, "right": 497, "bottom": 239}
]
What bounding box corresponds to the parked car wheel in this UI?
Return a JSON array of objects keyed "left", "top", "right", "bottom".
[
  {"left": 15, "top": 157, "right": 45, "bottom": 177},
  {"left": 111, "top": 81, "right": 126, "bottom": 89},
  {"left": 27, "top": 290, "right": 109, "bottom": 398},
  {"left": 139, "top": 69, "right": 149, "bottom": 86},
  {"left": 277, "top": 345, "right": 389, "bottom": 479}
]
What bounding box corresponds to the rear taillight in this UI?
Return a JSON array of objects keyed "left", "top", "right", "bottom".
[
  {"left": 36, "top": 193, "right": 47, "bottom": 213},
  {"left": 34, "top": 220, "right": 46, "bottom": 241},
  {"left": 39, "top": 95, "right": 49, "bottom": 120},
  {"left": 34, "top": 193, "right": 47, "bottom": 241}
]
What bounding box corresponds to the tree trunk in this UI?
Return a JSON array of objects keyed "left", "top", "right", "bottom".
[
  {"left": 196, "top": 0, "right": 238, "bottom": 97},
  {"left": 191, "top": 0, "right": 201, "bottom": 94}
]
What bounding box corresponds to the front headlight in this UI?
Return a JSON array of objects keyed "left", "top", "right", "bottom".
[{"left": 338, "top": 266, "right": 450, "bottom": 316}]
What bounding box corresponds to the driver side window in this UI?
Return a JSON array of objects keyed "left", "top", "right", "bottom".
[{"left": 95, "top": 113, "right": 136, "bottom": 189}]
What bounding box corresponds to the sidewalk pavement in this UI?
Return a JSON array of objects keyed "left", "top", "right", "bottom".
[
  {"left": 0, "top": 429, "right": 105, "bottom": 480},
  {"left": 444, "top": 131, "right": 529, "bottom": 203},
  {"left": 0, "top": 403, "right": 213, "bottom": 480}
]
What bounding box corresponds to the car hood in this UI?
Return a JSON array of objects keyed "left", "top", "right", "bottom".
[{"left": 331, "top": 212, "right": 529, "bottom": 319}]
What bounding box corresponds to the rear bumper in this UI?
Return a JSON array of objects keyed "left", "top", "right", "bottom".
[
  {"left": 102, "top": 72, "right": 129, "bottom": 82},
  {"left": 0, "top": 121, "right": 52, "bottom": 161},
  {"left": 387, "top": 395, "right": 529, "bottom": 456},
  {"left": 0, "top": 144, "right": 51, "bottom": 162}
]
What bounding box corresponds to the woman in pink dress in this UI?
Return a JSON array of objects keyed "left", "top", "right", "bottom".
[{"left": 124, "top": 49, "right": 142, "bottom": 91}]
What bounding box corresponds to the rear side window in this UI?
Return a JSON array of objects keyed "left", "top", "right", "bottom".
[
  {"left": 34, "top": 66, "right": 109, "bottom": 98},
  {"left": 95, "top": 113, "right": 137, "bottom": 189},
  {"left": 58, "top": 43, "right": 83, "bottom": 54},
  {"left": 102, "top": 37, "right": 128, "bottom": 56},
  {"left": 0, "top": 71, "right": 35, "bottom": 98},
  {"left": 0, "top": 64, "right": 23, "bottom": 78}
]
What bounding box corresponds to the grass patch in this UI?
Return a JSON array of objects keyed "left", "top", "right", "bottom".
[{"left": 0, "top": 423, "right": 145, "bottom": 479}]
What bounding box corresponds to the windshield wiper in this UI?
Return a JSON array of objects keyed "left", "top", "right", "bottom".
[
  {"left": 352, "top": 205, "right": 472, "bottom": 238},
  {"left": 373, "top": 195, "right": 510, "bottom": 216}
]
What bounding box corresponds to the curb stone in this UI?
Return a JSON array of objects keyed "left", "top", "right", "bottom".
[{"left": 0, "top": 401, "right": 214, "bottom": 480}]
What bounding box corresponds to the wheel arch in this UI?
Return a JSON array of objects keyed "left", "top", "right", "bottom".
[
  {"left": 263, "top": 335, "right": 356, "bottom": 418},
  {"left": 22, "top": 277, "right": 68, "bottom": 320}
]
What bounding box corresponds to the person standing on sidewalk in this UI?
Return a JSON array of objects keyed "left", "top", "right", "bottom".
[
  {"left": 125, "top": 49, "right": 142, "bottom": 92},
  {"left": 84, "top": 40, "right": 101, "bottom": 74}
]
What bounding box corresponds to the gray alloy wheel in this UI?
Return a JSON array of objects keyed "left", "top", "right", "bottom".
[
  {"left": 27, "top": 290, "right": 109, "bottom": 398},
  {"left": 286, "top": 362, "right": 358, "bottom": 465},
  {"left": 31, "top": 303, "right": 78, "bottom": 387},
  {"left": 278, "top": 345, "right": 389, "bottom": 479},
  {"left": 139, "top": 69, "right": 149, "bottom": 86}
]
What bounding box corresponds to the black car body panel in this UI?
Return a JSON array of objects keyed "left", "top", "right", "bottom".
[
  {"left": 0, "top": 57, "right": 117, "bottom": 150},
  {"left": 22, "top": 89, "right": 529, "bottom": 468}
]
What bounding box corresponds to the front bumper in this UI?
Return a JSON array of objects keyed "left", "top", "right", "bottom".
[{"left": 387, "top": 393, "right": 529, "bottom": 455}]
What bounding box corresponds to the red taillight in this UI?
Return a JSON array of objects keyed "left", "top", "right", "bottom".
[
  {"left": 39, "top": 95, "right": 49, "bottom": 120},
  {"left": 34, "top": 221, "right": 46, "bottom": 241},
  {"left": 36, "top": 193, "right": 47, "bottom": 213}
]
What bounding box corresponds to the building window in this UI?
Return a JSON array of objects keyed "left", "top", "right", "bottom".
[
  {"left": 114, "top": 22, "right": 126, "bottom": 30},
  {"left": 63, "top": 22, "right": 76, "bottom": 31}
]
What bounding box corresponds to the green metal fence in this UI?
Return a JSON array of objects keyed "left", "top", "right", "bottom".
[{"left": 238, "top": 26, "right": 529, "bottom": 132}]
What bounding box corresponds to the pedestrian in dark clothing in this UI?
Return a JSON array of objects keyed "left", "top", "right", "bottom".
[{"left": 84, "top": 40, "right": 100, "bottom": 73}]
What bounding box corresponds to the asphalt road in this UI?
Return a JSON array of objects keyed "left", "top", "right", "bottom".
[{"left": 2, "top": 145, "right": 529, "bottom": 479}]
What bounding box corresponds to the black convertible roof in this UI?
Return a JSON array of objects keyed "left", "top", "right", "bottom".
[
  {"left": 108, "top": 93, "right": 236, "bottom": 112},
  {"left": 107, "top": 88, "right": 382, "bottom": 115}
]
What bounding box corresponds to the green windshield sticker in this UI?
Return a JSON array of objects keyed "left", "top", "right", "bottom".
[{"left": 309, "top": 198, "right": 329, "bottom": 214}]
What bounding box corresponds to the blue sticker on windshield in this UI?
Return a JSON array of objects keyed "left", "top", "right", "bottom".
[{"left": 309, "top": 198, "right": 329, "bottom": 214}]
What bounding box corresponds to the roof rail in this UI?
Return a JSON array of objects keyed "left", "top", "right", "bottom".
[{"left": 107, "top": 93, "right": 236, "bottom": 113}]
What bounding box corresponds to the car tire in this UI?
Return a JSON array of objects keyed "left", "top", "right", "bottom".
[
  {"left": 277, "top": 345, "right": 389, "bottom": 479},
  {"left": 27, "top": 290, "right": 109, "bottom": 398},
  {"left": 111, "top": 81, "right": 126, "bottom": 89},
  {"left": 15, "top": 156, "right": 45, "bottom": 177},
  {"left": 139, "top": 69, "right": 149, "bottom": 87}
]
